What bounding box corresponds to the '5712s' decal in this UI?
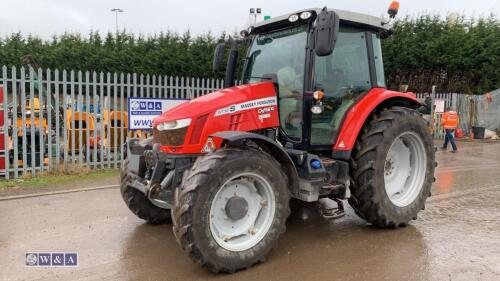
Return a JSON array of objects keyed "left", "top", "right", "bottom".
[{"left": 214, "top": 97, "right": 277, "bottom": 117}]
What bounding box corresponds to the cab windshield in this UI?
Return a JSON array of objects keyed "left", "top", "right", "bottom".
[{"left": 242, "top": 25, "right": 308, "bottom": 140}]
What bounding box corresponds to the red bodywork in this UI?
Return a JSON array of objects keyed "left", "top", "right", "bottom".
[
  {"left": 152, "top": 82, "right": 279, "bottom": 154},
  {"left": 333, "top": 88, "right": 420, "bottom": 151},
  {"left": 153, "top": 83, "right": 419, "bottom": 155}
]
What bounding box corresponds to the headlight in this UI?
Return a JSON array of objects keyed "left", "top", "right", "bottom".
[
  {"left": 288, "top": 14, "right": 299, "bottom": 22},
  {"left": 300, "top": 11, "right": 312, "bottom": 20},
  {"left": 153, "top": 118, "right": 191, "bottom": 146},
  {"left": 156, "top": 118, "right": 191, "bottom": 131}
]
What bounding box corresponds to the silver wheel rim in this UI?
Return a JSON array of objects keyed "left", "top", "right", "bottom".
[
  {"left": 209, "top": 172, "right": 276, "bottom": 252},
  {"left": 384, "top": 132, "right": 427, "bottom": 207}
]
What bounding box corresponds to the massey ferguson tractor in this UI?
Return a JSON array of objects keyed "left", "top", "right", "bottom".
[{"left": 121, "top": 2, "right": 435, "bottom": 273}]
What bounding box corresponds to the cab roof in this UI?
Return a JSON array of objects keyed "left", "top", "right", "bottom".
[{"left": 252, "top": 8, "right": 388, "bottom": 33}]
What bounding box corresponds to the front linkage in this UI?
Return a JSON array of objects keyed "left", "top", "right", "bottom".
[{"left": 121, "top": 138, "right": 196, "bottom": 223}]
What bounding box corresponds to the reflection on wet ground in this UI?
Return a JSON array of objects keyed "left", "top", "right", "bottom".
[{"left": 1, "top": 141, "right": 499, "bottom": 281}]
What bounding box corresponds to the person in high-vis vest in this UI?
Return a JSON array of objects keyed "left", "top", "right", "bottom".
[{"left": 441, "top": 107, "right": 459, "bottom": 152}]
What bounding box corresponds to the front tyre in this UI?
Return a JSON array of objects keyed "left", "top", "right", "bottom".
[
  {"left": 120, "top": 158, "right": 172, "bottom": 224},
  {"left": 172, "top": 148, "right": 290, "bottom": 273},
  {"left": 349, "top": 107, "right": 435, "bottom": 228}
]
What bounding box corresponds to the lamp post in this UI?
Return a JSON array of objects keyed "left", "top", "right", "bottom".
[{"left": 110, "top": 8, "right": 124, "bottom": 34}]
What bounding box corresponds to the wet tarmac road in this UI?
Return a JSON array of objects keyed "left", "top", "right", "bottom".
[{"left": 1, "top": 141, "right": 500, "bottom": 281}]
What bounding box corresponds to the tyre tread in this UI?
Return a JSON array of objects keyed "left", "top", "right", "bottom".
[
  {"left": 349, "top": 107, "right": 434, "bottom": 228},
  {"left": 172, "top": 147, "right": 290, "bottom": 273}
]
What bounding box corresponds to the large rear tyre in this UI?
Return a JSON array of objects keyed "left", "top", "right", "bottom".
[
  {"left": 172, "top": 148, "right": 290, "bottom": 273},
  {"left": 120, "top": 159, "right": 172, "bottom": 224},
  {"left": 349, "top": 107, "right": 435, "bottom": 228}
]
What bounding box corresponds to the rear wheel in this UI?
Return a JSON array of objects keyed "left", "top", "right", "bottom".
[
  {"left": 349, "top": 107, "right": 435, "bottom": 227},
  {"left": 121, "top": 158, "right": 172, "bottom": 224},
  {"left": 172, "top": 147, "right": 290, "bottom": 273}
]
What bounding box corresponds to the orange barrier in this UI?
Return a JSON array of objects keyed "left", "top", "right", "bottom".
[
  {"left": 106, "top": 111, "right": 128, "bottom": 149},
  {"left": 66, "top": 110, "right": 96, "bottom": 151}
]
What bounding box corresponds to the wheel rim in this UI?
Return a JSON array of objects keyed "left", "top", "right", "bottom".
[
  {"left": 209, "top": 172, "right": 276, "bottom": 252},
  {"left": 384, "top": 132, "right": 427, "bottom": 207}
]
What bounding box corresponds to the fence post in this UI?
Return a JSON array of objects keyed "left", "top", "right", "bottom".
[
  {"left": 92, "top": 71, "right": 98, "bottom": 168},
  {"left": 99, "top": 72, "right": 105, "bottom": 168},
  {"left": 29, "top": 67, "right": 36, "bottom": 176},
  {"left": 195, "top": 77, "right": 200, "bottom": 98},
  {"left": 169, "top": 76, "right": 173, "bottom": 99},
  {"left": 163, "top": 75, "right": 168, "bottom": 99},
  {"left": 180, "top": 77, "right": 185, "bottom": 99},
  {"left": 146, "top": 74, "right": 150, "bottom": 99},
  {"left": 77, "top": 71, "right": 83, "bottom": 165},
  {"left": 113, "top": 72, "right": 118, "bottom": 168},
  {"left": 152, "top": 74, "right": 157, "bottom": 98},
  {"left": 19, "top": 67, "right": 26, "bottom": 175},
  {"left": 37, "top": 68, "right": 44, "bottom": 174},
  {"left": 85, "top": 71, "right": 91, "bottom": 167},
  {"left": 191, "top": 77, "right": 196, "bottom": 99},
  {"left": 126, "top": 73, "right": 131, "bottom": 140},
  {"left": 47, "top": 68, "right": 52, "bottom": 173},
  {"left": 132, "top": 73, "right": 137, "bottom": 139},
  {"left": 12, "top": 66, "right": 19, "bottom": 178},
  {"left": 63, "top": 70, "right": 69, "bottom": 167},
  {"left": 1, "top": 66, "right": 8, "bottom": 179},
  {"left": 139, "top": 74, "right": 144, "bottom": 98},
  {"left": 70, "top": 70, "right": 76, "bottom": 165},
  {"left": 119, "top": 73, "right": 125, "bottom": 166},
  {"left": 55, "top": 69, "right": 60, "bottom": 172}
]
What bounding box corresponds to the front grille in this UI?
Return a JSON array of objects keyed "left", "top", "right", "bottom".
[{"left": 153, "top": 127, "right": 188, "bottom": 146}]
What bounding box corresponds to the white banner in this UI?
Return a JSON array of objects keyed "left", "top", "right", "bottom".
[{"left": 128, "top": 98, "right": 187, "bottom": 130}]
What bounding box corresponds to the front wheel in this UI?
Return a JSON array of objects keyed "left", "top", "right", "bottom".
[
  {"left": 172, "top": 147, "right": 290, "bottom": 273},
  {"left": 120, "top": 158, "right": 172, "bottom": 224},
  {"left": 349, "top": 107, "right": 435, "bottom": 228}
]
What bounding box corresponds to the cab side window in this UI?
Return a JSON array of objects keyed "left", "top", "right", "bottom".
[
  {"left": 372, "top": 33, "right": 386, "bottom": 87},
  {"left": 314, "top": 28, "right": 371, "bottom": 98},
  {"left": 311, "top": 27, "right": 371, "bottom": 145}
]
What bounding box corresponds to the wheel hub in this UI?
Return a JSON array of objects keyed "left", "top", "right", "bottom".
[
  {"left": 385, "top": 158, "right": 395, "bottom": 176},
  {"left": 225, "top": 196, "right": 249, "bottom": 220},
  {"left": 384, "top": 132, "right": 427, "bottom": 207},
  {"left": 209, "top": 173, "right": 276, "bottom": 251}
]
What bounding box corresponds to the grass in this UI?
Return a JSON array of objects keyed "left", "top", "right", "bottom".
[{"left": 0, "top": 166, "right": 119, "bottom": 190}]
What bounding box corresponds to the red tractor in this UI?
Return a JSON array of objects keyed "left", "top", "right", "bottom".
[{"left": 121, "top": 3, "right": 435, "bottom": 273}]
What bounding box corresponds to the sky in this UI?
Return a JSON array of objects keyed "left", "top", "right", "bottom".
[{"left": 0, "top": 0, "right": 498, "bottom": 39}]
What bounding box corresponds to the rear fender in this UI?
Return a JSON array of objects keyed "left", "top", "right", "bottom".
[
  {"left": 332, "top": 89, "right": 421, "bottom": 159},
  {"left": 211, "top": 131, "right": 300, "bottom": 195}
]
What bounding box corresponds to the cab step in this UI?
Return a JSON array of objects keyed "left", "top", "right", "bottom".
[{"left": 317, "top": 198, "right": 345, "bottom": 220}]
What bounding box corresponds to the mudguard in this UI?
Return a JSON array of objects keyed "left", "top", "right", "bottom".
[
  {"left": 332, "top": 88, "right": 421, "bottom": 159},
  {"left": 211, "top": 131, "right": 300, "bottom": 195}
]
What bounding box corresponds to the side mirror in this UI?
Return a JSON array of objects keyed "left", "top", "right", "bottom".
[
  {"left": 212, "top": 43, "right": 225, "bottom": 72},
  {"left": 314, "top": 7, "right": 339, "bottom": 57}
]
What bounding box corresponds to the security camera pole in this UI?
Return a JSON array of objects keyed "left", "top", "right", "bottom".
[{"left": 111, "top": 8, "right": 124, "bottom": 34}]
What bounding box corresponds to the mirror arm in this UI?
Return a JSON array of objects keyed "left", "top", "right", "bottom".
[
  {"left": 212, "top": 43, "right": 225, "bottom": 72},
  {"left": 224, "top": 37, "right": 239, "bottom": 88}
]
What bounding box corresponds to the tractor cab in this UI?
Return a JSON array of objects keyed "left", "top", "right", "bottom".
[{"left": 233, "top": 8, "right": 390, "bottom": 151}]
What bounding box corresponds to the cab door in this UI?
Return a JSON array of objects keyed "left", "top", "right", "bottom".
[{"left": 308, "top": 27, "right": 377, "bottom": 148}]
